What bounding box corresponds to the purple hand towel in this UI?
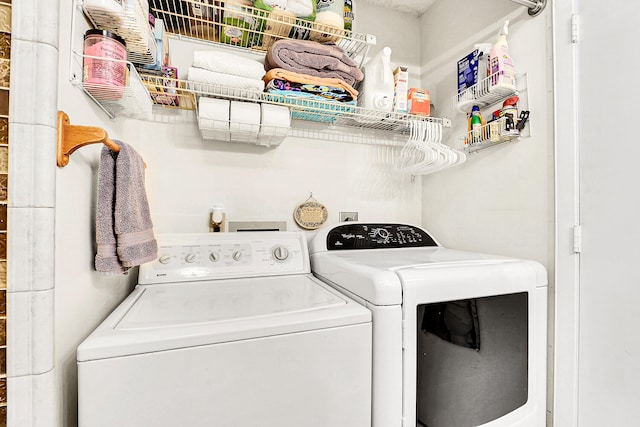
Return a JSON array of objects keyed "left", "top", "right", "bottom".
[
  {"left": 95, "top": 141, "right": 157, "bottom": 275},
  {"left": 265, "top": 39, "right": 364, "bottom": 86}
]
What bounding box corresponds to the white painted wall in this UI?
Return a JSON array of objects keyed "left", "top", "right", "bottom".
[{"left": 54, "top": 2, "right": 423, "bottom": 426}]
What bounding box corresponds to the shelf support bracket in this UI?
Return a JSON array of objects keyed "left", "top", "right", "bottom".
[{"left": 56, "top": 111, "right": 120, "bottom": 167}]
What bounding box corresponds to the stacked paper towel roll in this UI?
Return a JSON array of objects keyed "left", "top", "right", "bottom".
[
  {"left": 259, "top": 104, "right": 291, "bottom": 146},
  {"left": 230, "top": 101, "right": 261, "bottom": 143},
  {"left": 198, "top": 97, "right": 230, "bottom": 142}
]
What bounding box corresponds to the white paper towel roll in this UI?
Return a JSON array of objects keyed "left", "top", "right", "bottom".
[
  {"left": 259, "top": 103, "right": 290, "bottom": 146},
  {"left": 230, "top": 101, "right": 261, "bottom": 143},
  {"left": 198, "top": 97, "right": 231, "bottom": 141}
]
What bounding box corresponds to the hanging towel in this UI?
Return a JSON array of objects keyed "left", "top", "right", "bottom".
[{"left": 95, "top": 142, "right": 157, "bottom": 275}]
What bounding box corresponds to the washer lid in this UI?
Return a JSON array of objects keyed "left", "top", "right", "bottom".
[
  {"left": 118, "top": 275, "right": 345, "bottom": 329},
  {"left": 77, "top": 275, "right": 370, "bottom": 362}
]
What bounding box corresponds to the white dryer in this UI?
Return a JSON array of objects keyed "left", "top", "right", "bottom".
[
  {"left": 77, "top": 231, "right": 372, "bottom": 427},
  {"left": 309, "top": 223, "right": 547, "bottom": 427}
]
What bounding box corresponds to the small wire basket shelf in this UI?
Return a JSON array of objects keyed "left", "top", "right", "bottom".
[
  {"left": 454, "top": 72, "right": 521, "bottom": 113},
  {"left": 74, "top": 53, "right": 153, "bottom": 120},
  {"left": 149, "top": 0, "right": 373, "bottom": 64},
  {"left": 82, "top": 0, "right": 158, "bottom": 65},
  {"left": 456, "top": 116, "right": 521, "bottom": 153}
]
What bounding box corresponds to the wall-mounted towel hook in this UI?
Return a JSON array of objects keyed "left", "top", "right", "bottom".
[{"left": 56, "top": 111, "right": 120, "bottom": 167}]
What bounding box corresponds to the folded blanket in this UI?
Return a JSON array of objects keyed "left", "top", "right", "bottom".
[
  {"left": 193, "top": 50, "right": 266, "bottom": 80},
  {"left": 266, "top": 79, "right": 354, "bottom": 102},
  {"left": 265, "top": 39, "right": 364, "bottom": 86},
  {"left": 95, "top": 142, "right": 157, "bottom": 275},
  {"left": 188, "top": 67, "right": 265, "bottom": 96},
  {"left": 264, "top": 68, "right": 358, "bottom": 100}
]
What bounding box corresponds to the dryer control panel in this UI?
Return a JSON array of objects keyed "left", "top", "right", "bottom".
[
  {"left": 138, "top": 232, "right": 310, "bottom": 284},
  {"left": 325, "top": 223, "right": 438, "bottom": 250}
]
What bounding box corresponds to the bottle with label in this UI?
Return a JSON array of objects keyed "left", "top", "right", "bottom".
[
  {"left": 344, "top": 0, "right": 353, "bottom": 31},
  {"left": 489, "top": 20, "right": 516, "bottom": 92},
  {"left": 470, "top": 105, "right": 483, "bottom": 145}
]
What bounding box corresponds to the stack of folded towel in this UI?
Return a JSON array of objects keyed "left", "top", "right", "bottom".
[
  {"left": 263, "top": 39, "right": 363, "bottom": 106},
  {"left": 187, "top": 50, "right": 266, "bottom": 98}
]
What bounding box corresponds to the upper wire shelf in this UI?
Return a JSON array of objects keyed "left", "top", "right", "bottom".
[{"left": 149, "top": 0, "right": 374, "bottom": 66}]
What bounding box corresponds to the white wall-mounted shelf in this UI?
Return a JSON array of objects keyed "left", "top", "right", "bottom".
[{"left": 454, "top": 73, "right": 526, "bottom": 113}]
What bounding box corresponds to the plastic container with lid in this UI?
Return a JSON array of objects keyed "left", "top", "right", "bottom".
[
  {"left": 501, "top": 96, "right": 519, "bottom": 137},
  {"left": 83, "top": 30, "right": 128, "bottom": 101}
]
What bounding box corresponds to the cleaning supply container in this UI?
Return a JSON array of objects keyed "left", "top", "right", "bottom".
[
  {"left": 358, "top": 47, "right": 394, "bottom": 113},
  {"left": 83, "top": 29, "right": 128, "bottom": 101}
]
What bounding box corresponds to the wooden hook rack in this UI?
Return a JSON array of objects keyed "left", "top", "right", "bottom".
[{"left": 56, "top": 111, "right": 120, "bottom": 167}]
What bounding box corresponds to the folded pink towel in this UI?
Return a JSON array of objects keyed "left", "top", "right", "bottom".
[
  {"left": 95, "top": 141, "right": 157, "bottom": 275},
  {"left": 265, "top": 39, "right": 364, "bottom": 86}
]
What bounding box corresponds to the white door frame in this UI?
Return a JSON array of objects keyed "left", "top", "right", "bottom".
[{"left": 552, "top": 0, "right": 580, "bottom": 425}]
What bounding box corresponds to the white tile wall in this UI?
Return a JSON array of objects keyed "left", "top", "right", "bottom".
[
  {"left": 8, "top": 1, "right": 61, "bottom": 426},
  {"left": 7, "top": 207, "right": 55, "bottom": 292},
  {"left": 10, "top": 0, "right": 59, "bottom": 48},
  {"left": 8, "top": 123, "right": 56, "bottom": 208},
  {"left": 7, "top": 289, "right": 55, "bottom": 377},
  {"left": 8, "top": 39, "right": 58, "bottom": 127},
  {"left": 7, "top": 370, "right": 56, "bottom": 427}
]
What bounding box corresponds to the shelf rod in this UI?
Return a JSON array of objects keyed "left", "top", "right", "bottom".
[
  {"left": 510, "top": 0, "right": 546, "bottom": 16},
  {"left": 56, "top": 111, "right": 120, "bottom": 167}
]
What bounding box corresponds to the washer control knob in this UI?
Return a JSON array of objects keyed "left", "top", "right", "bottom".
[
  {"left": 272, "top": 245, "right": 289, "bottom": 261},
  {"left": 209, "top": 252, "right": 220, "bottom": 262},
  {"left": 185, "top": 253, "right": 197, "bottom": 263},
  {"left": 232, "top": 251, "right": 242, "bottom": 261},
  {"left": 158, "top": 255, "right": 171, "bottom": 264}
]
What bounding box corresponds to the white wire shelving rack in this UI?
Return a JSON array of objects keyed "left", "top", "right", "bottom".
[{"left": 69, "top": 0, "right": 452, "bottom": 147}]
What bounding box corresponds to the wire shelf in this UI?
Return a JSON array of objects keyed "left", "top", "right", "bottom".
[
  {"left": 453, "top": 72, "right": 524, "bottom": 113},
  {"left": 455, "top": 116, "right": 521, "bottom": 153},
  {"left": 198, "top": 117, "right": 288, "bottom": 147},
  {"left": 149, "top": 0, "right": 373, "bottom": 65},
  {"left": 82, "top": 0, "right": 157, "bottom": 64},
  {"left": 73, "top": 53, "right": 153, "bottom": 120},
  {"left": 141, "top": 74, "right": 449, "bottom": 135}
]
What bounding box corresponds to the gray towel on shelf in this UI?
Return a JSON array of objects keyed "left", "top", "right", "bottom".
[
  {"left": 95, "top": 141, "right": 157, "bottom": 275},
  {"left": 265, "top": 39, "right": 364, "bottom": 86}
]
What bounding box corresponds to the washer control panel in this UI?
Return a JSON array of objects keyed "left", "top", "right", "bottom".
[
  {"left": 139, "top": 232, "right": 309, "bottom": 284},
  {"left": 325, "top": 223, "right": 438, "bottom": 250}
]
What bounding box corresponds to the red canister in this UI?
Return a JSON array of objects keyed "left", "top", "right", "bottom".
[{"left": 83, "top": 29, "right": 127, "bottom": 100}]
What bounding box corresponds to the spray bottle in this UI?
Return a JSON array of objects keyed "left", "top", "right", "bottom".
[{"left": 489, "top": 20, "right": 516, "bottom": 92}]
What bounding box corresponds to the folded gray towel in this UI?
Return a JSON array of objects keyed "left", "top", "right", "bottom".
[
  {"left": 265, "top": 39, "right": 364, "bottom": 86},
  {"left": 95, "top": 141, "right": 157, "bottom": 274}
]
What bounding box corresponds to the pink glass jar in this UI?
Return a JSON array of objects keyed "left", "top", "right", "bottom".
[{"left": 83, "top": 29, "right": 127, "bottom": 100}]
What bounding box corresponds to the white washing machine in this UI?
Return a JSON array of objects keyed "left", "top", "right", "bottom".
[
  {"left": 309, "top": 223, "right": 547, "bottom": 427},
  {"left": 77, "top": 231, "right": 372, "bottom": 427}
]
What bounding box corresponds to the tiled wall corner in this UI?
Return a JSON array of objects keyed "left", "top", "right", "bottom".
[
  {"left": 7, "top": 290, "right": 54, "bottom": 377},
  {"left": 10, "top": 0, "right": 58, "bottom": 49},
  {"left": 7, "top": 208, "right": 54, "bottom": 293},
  {"left": 7, "top": 370, "right": 54, "bottom": 427},
  {"left": 8, "top": 123, "right": 56, "bottom": 208},
  {"left": 7, "top": 0, "right": 61, "bottom": 425},
  {"left": 7, "top": 39, "right": 57, "bottom": 128},
  {"left": 0, "top": 2, "right": 10, "bottom": 425}
]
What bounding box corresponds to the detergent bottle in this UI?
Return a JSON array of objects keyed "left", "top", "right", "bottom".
[
  {"left": 489, "top": 20, "right": 516, "bottom": 93},
  {"left": 358, "top": 47, "right": 394, "bottom": 113}
]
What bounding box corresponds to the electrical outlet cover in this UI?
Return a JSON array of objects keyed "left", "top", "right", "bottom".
[{"left": 339, "top": 212, "right": 359, "bottom": 222}]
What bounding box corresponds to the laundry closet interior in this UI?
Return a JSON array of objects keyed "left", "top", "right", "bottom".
[{"left": 49, "top": 0, "right": 554, "bottom": 425}]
